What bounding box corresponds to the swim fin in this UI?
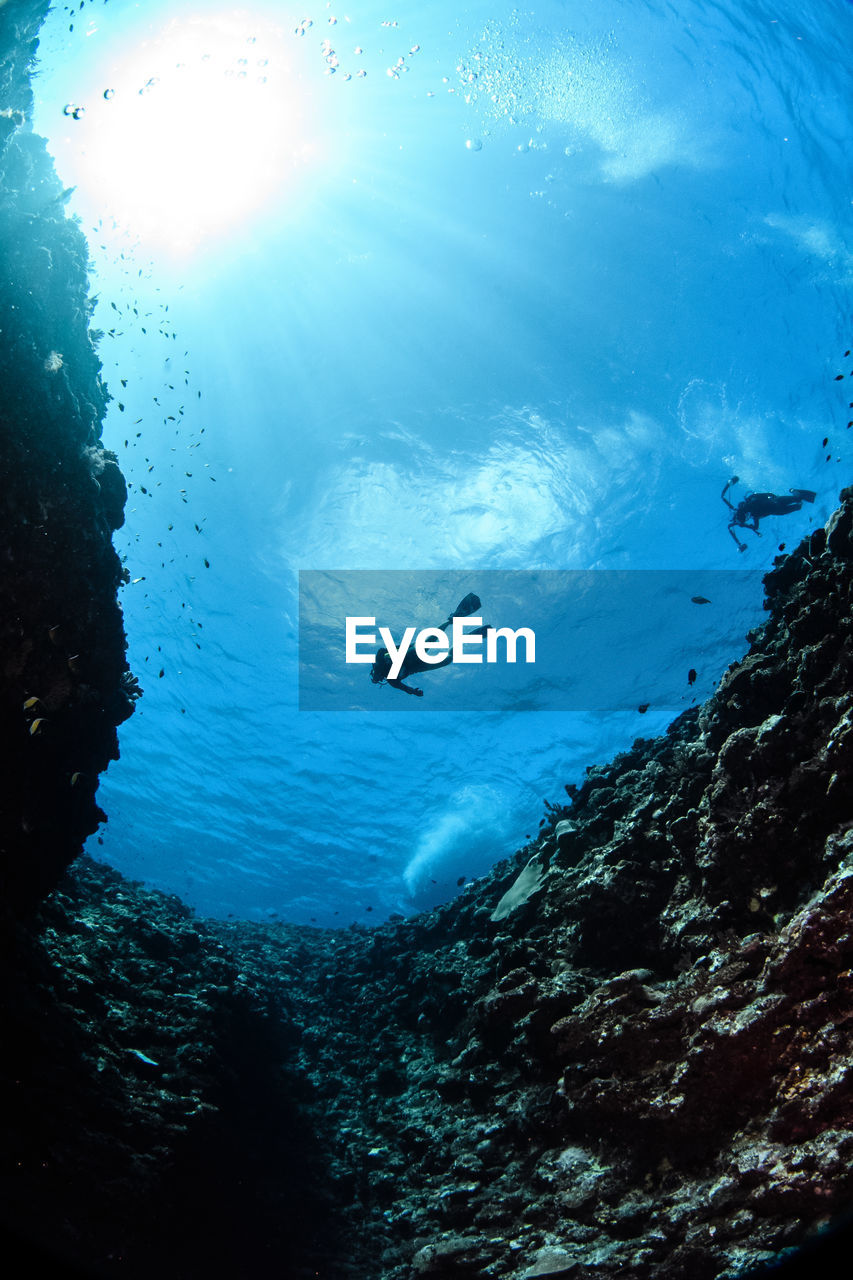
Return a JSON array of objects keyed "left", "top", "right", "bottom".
[
  {"left": 453, "top": 592, "right": 481, "bottom": 617},
  {"left": 789, "top": 489, "right": 816, "bottom": 502}
]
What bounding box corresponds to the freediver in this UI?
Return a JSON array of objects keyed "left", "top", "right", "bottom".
[
  {"left": 370, "top": 592, "right": 488, "bottom": 697},
  {"left": 721, "top": 476, "right": 816, "bottom": 551}
]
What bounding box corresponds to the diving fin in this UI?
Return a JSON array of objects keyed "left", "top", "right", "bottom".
[
  {"left": 453, "top": 592, "right": 481, "bottom": 617},
  {"left": 789, "top": 489, "right": 816, "bottom": 503}
]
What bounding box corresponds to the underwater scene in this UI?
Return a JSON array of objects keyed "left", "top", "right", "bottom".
[
  {"left": 28, "top": 0, "right": 851, "bottom": 922},
  {"left": 2, "top": 0, "right": 853, "bottom": 1276}
]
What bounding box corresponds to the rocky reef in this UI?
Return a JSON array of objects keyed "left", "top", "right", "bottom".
[
  {"left": 0, "top": 0, "right": 137, "bottom": 912},
  {"left": 3, "top": 5, "right": 853, "bottom": 1278},
  {"left": 2, "top": 492, "right": 852, "bottom": 1278}
]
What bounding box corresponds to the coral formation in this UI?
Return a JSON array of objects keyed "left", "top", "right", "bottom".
[
  {"left": 1, "top": 490, "right": 852, "bottom": 1278},
  {"left": 2, "top": 5, "right": 852, "bottom": 1278},
  {"left": 0, "top": 0, "right": 136, "bottom": 912}
]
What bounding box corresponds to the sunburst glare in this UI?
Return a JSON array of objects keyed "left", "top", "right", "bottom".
[{"left": 47, "top": 11, "right": 323, "bottom": 255}]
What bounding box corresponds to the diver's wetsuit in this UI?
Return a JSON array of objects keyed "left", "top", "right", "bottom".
[
  {"left": 721, "top": 478, "right": 816, "bottom": 551},
  {"left": 371, "top": 593, "right": 487, "bottom": 696},
  {"left": 373, "top": 643, "right": 457, "bottom": 696}
]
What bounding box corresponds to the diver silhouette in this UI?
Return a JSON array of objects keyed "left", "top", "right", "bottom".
[
  {"left": 721, "top": 476, "right": 816, "bottom": 552},
  {"left": 370, "top": 592, "right": 488, "bottom": 696}
]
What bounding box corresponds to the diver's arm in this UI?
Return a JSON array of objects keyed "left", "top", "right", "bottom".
[
  {"left": 721, "top": 476, "right": 738, "bottom": 510},
  {"left": 728, "top": 522, "right": 747, "bottom": 552},
  {"left": 387, "top": 679, "right": 424, "bottom": 697}
]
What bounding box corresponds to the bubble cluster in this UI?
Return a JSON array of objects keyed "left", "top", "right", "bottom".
[
  {"left": 321, "top": 37, "right": 339, "bottom": 74},
  {"left": 290, "top": 12, "right": 425, "bottom": 86}
]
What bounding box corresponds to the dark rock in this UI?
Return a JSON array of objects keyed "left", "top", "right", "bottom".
[
  {"left": 0, "top": 0, "right": 134, "bottom": 912},
  {"left": 3, "top": 7, "right": 853, "bottom": 1280}
]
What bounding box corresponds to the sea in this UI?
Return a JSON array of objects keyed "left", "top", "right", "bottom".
[{"left": 29, "top": 0, "right": 853, "bottom": 924}]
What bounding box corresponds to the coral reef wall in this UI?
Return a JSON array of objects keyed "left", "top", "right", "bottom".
[
  {"left": 280, "top": 495, "right": 853, "bottom": 1280},
  {"left": 2, "top": 8, "right": 853, "bottom": 1279},
  {"left": 0, "top": 0, "right": 136, "bottom": 912},
  {"left": 1, "top": 494, "right": 852, "bottom": 1280}
]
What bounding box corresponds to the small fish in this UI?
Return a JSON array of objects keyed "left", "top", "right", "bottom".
[
  {"left": 687, "top": 668, "right": 697, "bottom": 686},
  {"left": 23, "top": 696, "right": 40, "bottom": 710},
  {"left": 638, "top": 703, "right": 650, "bottom": 714},
  {"left": 29, "top": 718, "right": 45, "bottom": 735},
  {"left": 129, "top": 1049, "right": 159, "bottom": 1067},
  {"left": 691, "top": 596, "right": 712, "bottom": 605}
]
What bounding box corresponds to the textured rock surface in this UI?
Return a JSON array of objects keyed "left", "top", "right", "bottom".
[
  {"left": 0, "top": 0, "right": 137, "bottom": 911},
  {"left": 3, "top": 6, "right": 853, "bottom": 1278},
  {"left": 2, "top": 489, "right": 852, "bottom": 1278}
]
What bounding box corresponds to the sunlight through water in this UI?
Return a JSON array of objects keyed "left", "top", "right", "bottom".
[
  {"left": 27, "top": 0, "right": 853, "bottom": 923},
  {"left": 44, "top": 9, "right": 321, "bottom": 254}
]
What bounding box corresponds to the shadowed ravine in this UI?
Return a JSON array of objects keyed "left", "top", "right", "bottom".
[{"left": 2, "top": 3, "right": 853, "bottom": 1277}]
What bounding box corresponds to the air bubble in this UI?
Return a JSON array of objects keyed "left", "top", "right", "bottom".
[{"left": 466, "top": 137, "right": 483, "bottom": 151}]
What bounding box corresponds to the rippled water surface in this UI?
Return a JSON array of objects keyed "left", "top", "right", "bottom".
[{"left": 32, "top": 0, "right": 853, "bottom": 922}]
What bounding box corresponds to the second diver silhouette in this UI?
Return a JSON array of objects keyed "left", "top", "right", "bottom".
[
  {"left": 721, "top": 476, "right": 816, "bottom": 552},
  {"left": 370, "top": 592, "right": 488, "bottom": 697}
]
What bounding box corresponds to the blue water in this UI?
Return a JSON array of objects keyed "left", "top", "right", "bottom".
[{"left": 31, "top": 0, "right": 852, "bottom": 924}]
